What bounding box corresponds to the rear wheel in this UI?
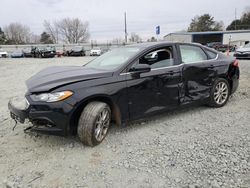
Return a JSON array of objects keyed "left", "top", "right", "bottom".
[
  {"left": 208, "top": 78, "right": 230, "bottom": 107},
  {"left": 77, "top": 102, "right": 111, "bottom": 146}
]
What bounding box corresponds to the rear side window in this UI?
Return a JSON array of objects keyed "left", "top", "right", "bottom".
[
  {"left": 206, "top": 50, "right": 217, "bottom": 59},
  {"left": 180, "top": 45, "right": 208, "bottom": 64}
]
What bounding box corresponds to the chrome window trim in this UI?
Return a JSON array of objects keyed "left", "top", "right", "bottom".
[{"left": 119, "top": 53, "right": 218, "bottom": 76}]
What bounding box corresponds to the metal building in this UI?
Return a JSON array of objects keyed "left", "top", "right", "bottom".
[{"left": 164, "top": 30, "right": 250, "bottom": 46}]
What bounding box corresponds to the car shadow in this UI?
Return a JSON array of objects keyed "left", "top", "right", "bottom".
[
  {"left": 109, "top": 104, "right": 210, "bottom": 133},
  {"left": 21, "top": 104, "right": 211, "bottom": 148}
]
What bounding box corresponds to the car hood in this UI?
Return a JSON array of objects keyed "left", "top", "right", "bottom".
[
  {"left": 0, "top": 51, "right": 7, "bottom": 55},
  {"left": 236, "top": 47, "right": 250, "bottom": 52},
  {"left": 91, "top": 50, "right": 101, "bottom": 52},
  {"left": 26, "top": 66, "right": 113, "bottom": 93}
]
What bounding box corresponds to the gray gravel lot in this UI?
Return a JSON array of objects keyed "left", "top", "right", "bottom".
[{"left": 0, "top": 57, "right": 249, "bottom": 188}]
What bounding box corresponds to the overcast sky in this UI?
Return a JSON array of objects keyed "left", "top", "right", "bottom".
[{"left": 0, "top": 0, "right": 249, "bottom": 42}]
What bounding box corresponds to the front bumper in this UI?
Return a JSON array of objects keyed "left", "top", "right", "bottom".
[
  {"left": 8, "top": 98, "right": 29, "bottom": 123},
  {"left": 41, "top": 52, "right": 56, "bottom": 58},
  {"left": 69, "top": 52, "right": 84, "bottom": 56},
  {"left": 234, "top": 53, "right": 250, "bottom": 59},
  {"left": 90, "top": 52, "right": 101, "bottom": 56},
  {"left": 8, "top": 97, "right": 74, "bottom": 136}
]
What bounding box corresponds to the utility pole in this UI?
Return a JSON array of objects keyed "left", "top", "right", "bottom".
[
  {"left": 124, "top": 12, "right": 127, "bottom": 44},
  {"left": 235, "top": 8, "right": 237, "bottom": 30}
]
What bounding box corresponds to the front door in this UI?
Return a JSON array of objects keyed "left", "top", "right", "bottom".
[{"left": 126, "top": 45, "right": 181, "bottom": 120}]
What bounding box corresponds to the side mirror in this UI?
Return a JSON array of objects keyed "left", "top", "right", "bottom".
[{"left": 129, "top": 64, "right": 151, "bottom": 74}]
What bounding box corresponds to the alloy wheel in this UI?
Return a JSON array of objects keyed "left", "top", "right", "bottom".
[
  {"left": 94, "top": 108, "right": 110, "bottom": 142},
  {"left": 214, "top": 82, "right": 229, "bottom": 105}
]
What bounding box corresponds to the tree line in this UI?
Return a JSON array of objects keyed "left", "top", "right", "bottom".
[
  {"left": 188, "top": 10, "right": 250, "bottom": 32},
  {"left": 0, "top": 18, "right": 89, "bottom": 45},
  {"left": 0, "top": 9, "right": 250, "bottom": 45}
]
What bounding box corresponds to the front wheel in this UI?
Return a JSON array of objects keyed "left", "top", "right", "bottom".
[
  {"left": 208, "top": 78, "right": 230, "bottom": 107},
  {"left": 77, "top": 102, "right": 111, "bottom": 146}
]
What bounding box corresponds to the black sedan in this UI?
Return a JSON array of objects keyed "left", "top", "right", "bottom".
[
  {"left": 66, "top": 46, "right": 86, "bottom": 56},
  {"left": 8, "top": 42, "right": 239, "bottom": 146},
  {"left": 22, "top": 48, "right": 33, "bottom": 57},
  {"left": 32, "top": 46, "right": 56, "bottom": 58}
]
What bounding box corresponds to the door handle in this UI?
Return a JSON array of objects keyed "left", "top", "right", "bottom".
[
  {"left": 167, "top": 71, "right": 174, "bottom": 75},
  {"left": 208, "top": 64, "right": 214, "bottom": 70}
]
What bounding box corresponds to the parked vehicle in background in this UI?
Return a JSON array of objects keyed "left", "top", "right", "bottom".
[
  {"left": 23, "top": 48, "right": 33, "bottom": 57},
  {"left": 0, "top": 50, "right": 8, "bottom": 58},
  {"left": 234, "top": 43, "right": 250, "bottom": 59},
  {"left": 90, "top": 47, "right": 102, "bottom": 56},
  {"left": 66, "top": 46, "right": 86, "bottom": 56},
  {"left": 207, "top": 42, "right": 222, "bottom": 49},
  {"left": 8, "top": 42, "right": 240, "bottom": 146},
  {"left": 207, "top": 42, "right": 235, "bottom": 52},
  {"left": 32, "top": 46, "right": 56, "bottom": 58},
  {"left": 11, "top": 50, "right": 24, "bottom": 58},
  {"left": 216, "top": 44, "right": 235, "bottom": 52}
]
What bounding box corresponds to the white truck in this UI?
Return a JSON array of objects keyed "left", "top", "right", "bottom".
[{"left": 0, "top": 50, "right": 8, "bottom": 58}]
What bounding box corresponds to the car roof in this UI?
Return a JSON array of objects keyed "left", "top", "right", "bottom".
[
  {"left": 125, "top": 41, "right": 205, "bottom": 49},
  {"left": 126, "top": 41, "right": 175, "bottom": 48}
]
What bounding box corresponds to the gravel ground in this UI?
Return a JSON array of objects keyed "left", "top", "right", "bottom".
[{"left": 0, "top": 57, "right": 249, "bottom": 188}]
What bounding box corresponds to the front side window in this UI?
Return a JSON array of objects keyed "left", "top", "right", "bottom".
[
  {"left": 180, "top": 45, "right": 208, "bottom": 64},
  {"left": 137, "top": 46, "right": 174, "bottom": 69}
]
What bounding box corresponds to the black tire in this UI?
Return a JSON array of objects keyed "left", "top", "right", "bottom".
[
  {"left": 208, "top": 78, "right": 230, "bottom": 107},
  {"left": 77, "top": 102, "right": 111, "bottom": 146}
]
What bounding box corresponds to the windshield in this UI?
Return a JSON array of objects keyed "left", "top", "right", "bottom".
[
  {"left": 72, "top": 46, "right": 82, "bottom": 50},
  {"left": 92, "top": 47, "right": 101, "bottom": 50},
  {"left": 40, "top": 47, "right": 55, "bottom": 51},
  {"left": 23, "top": 48, "right": 31, "bottom": 52},
  {"left": 13, "top": 50, "right": 22, "bottom": 53},
  {"left": 85, "top": 47, "right": 140, "bottom": 71},
  {"left": 244, "top": 43, "right": 250, "bottom": 48}
]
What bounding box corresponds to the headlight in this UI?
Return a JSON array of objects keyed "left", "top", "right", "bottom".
[{"left": 31, "top": 91, "right": 73, "bottom": 102}]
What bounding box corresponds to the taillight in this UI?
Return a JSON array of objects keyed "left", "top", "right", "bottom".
[{"left": 233, "top": 59, "right": 239, "bottom": 67}]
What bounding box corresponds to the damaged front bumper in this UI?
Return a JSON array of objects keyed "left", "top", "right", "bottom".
[
  {"left": 8, "top": 96, "right": 73, "bottom": 136},
  {"left": 8, "top": 97, "right": 29, "bottom": 124}
]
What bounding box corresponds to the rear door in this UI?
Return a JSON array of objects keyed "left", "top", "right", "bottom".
[{"left": 178, "top": 44, "right": 218, "bottom": 104}]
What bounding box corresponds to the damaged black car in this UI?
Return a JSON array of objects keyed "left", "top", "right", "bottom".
[{"left": 8, "top": 42, "right": 240, "bottom": 146}]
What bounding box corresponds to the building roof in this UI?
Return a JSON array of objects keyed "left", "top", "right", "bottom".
[{"left": 164, "top": 30, "right": 250, "bottom": 37}]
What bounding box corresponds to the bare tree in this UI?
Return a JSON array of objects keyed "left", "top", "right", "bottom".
[
  {"left": 129, "top": 32, "right": 142, "bottom": 43},
  {"left": 44, "top": 18, "right": 89, "bottom": 44},
  {"left": 54, "top": 18, "right": 89, "bottom": 43},
  {"left": 4, "top": 23, "right": 31, "bottom": 44},
  {"left": 30, "top": 34, "right": 41, "bottom": 44},
  {"left": 44, "top": 20, "right": 59, "bottom": 43},
  {"left": 111, "top": 37, "right": 124, "bottom": 44}
]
